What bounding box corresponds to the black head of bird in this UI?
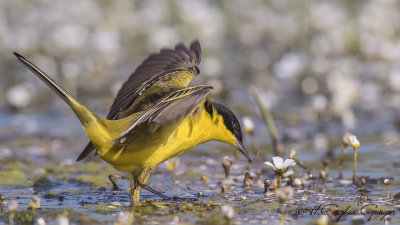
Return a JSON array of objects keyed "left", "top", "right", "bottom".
[{"left": 213, "top": 103, "right": 253, "bottom": 162}]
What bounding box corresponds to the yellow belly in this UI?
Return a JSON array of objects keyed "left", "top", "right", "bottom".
[
  {"left": 99, "top": 114, "right": 207, "bottom": 172},
  {"left": 94, "top": 102, "right": 235, "bottom": 173}
]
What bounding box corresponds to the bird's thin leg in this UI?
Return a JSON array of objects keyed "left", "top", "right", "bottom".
[
  {"left": 131, "top": 180, "right": 141, "bottom": 203},
  {"left": 131, "top": 167, "right": 170, "bottom": 201},
  {"left": 138, "top": 182, "right": 170, "bottom": 200},
  {"left": 108, "top": 174, "right": 127, "bottom": 191}
]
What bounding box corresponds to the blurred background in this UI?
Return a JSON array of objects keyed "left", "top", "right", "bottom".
[{"left": 1, "top": 0, "right": 400, "bottom": 144}]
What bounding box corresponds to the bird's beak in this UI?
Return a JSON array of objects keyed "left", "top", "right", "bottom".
[{"left": 236, "top": 141, "right": 254, "bottom": 163}]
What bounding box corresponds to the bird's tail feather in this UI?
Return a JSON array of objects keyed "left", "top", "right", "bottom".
[{"left": 13, "top": 52, "right": 96, "bottom": 126}]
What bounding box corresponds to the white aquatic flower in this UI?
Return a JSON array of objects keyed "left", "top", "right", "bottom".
[{"left": 265, "top": 156, "right": 296, "bottom": 174}]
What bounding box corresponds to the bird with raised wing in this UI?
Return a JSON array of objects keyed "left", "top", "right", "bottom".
[{"left": 13, "top": 40, "right": 253, "bottom": 202}]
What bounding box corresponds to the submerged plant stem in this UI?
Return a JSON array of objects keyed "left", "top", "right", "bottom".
[
  {"left": 9, "top": 213, "right": 14, "bottom": 225},
  {"left": 249, "top": 85, "right": 283, "bottom": 157},
  {"left": 276, "top": 174, "right": 282, "bottom": 189},
  {"left": 386, "top": 185, "right": 390, "bottom": 200},
  {"left": 249, "top": 133, "right": 259, "bottom": 155},
  {"left": 338, "top": 147, "right": 347, "bottom": 179},
  {"left": 292, "top": 157, "right": 314, "bottom": 177},
  {"left": 353, "top": 148, "right": 357, "bottom": 183}
]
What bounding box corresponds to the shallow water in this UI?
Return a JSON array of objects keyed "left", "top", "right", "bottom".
[{"left": 0, "top": 113, "right": 399, "bottom": 224}]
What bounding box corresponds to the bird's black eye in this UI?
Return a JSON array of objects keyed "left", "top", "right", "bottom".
[{"left": 213, "top": 103, "right": 243, "bottom": 142}]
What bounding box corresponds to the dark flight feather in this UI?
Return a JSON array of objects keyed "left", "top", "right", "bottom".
[
  {"left": 77, "top": 41, "right": 202, "bottom": 161},
  {"left": 108, "top": 40, "right": 202, "bottom": 120}
]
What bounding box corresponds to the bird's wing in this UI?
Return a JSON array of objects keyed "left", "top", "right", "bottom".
[
  {"left": 108, "top": 40, "right": 202, "bottom": 120},
  {"left": 77, "top": 41, "right": 202, "bottom": 161},
  {"left": 115, "top": 85, "right": 213, "bottom": 143}
]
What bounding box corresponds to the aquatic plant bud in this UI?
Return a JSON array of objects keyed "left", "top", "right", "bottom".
[
  {"left": 294, "top": 178, "right": 303, "bottom": 187},
  {"left": 242, "top": 116, "right": 254, "bottom": 134},
  {"left": 0, "top": 195, "right": 5, "bottom": 206},
  {"left": 276, "top": 187, "right": 294, "bottom": 203},
  {"left": 222, "top": 156, "right": 233, "bottom": 178},
  {"left": 8, "top": 200, "right": 18, "bottom": 212},
  {"left": 264, "top": 179, "right": 272, "bottom": 193},
  {"left": 323, "top": 158, "right": 329, "bottom": 175},
  {"left": 289, "top": 149, "right": 296, "bottom": 159},
  {"left": 342, "top": 133, "right": 361, "bottom": 183},
  {"left": 360, "top": 177, "right": 367, "bottom": 189},
  {"left": 116, "top": 211, "right": 130, "bottom": 225},
  {"left": 220, "top": 205, "right": 234, "bottom": 220},
  {"left": 342, "top": 132, "right": 352, "bottom": 146},
  {"left": 201, "top": 175, "right": 209, "bottom": 183},
  {"left": 343, "top": 132, "right": 360, "bottom": 148},
  {"left": 36, "top": 217, "right": 46, "bottom": 225},
  {"left": 394, "top": 193, "right": 400, "bottom": 200},
  {"left": 319, "top": 170, "right": 327, "bottom": 182},
  {"left": 220, "top": 184, "right": 227, "bottom": 194},
  {"left": 316, "top": 215, "right": 329, "bottom": 225},
  {"left": 348, "top": 135, "right": 360, "bottom": 149},
  {"left": 115, "top": 210, "right": 134, "bottom": 225},
  {"left": 243, "top": 170, "right": 253, "bottom": 188},
  {"left": 359, "top": 192, "right": 368, "bottom": 201},
  {"left": 384, "top": 216, "right": 391, "bottom": 225},
  {"left": 57, "top": 214, "right": 70, "bottom": 225},
  {"left": 29, "top": 195, "right": 41, "bottom": 210},
  {"left": 166, "top": 158, "right": 180, "bottom": 170}
]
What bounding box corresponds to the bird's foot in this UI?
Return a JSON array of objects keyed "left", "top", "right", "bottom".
[{"left": 108, "top": 174, "right": 128, "bottom": 191}]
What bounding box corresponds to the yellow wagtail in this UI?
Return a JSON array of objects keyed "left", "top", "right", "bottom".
[{"left": 13, "top": 41, "right": 253, "bottom": 202}]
